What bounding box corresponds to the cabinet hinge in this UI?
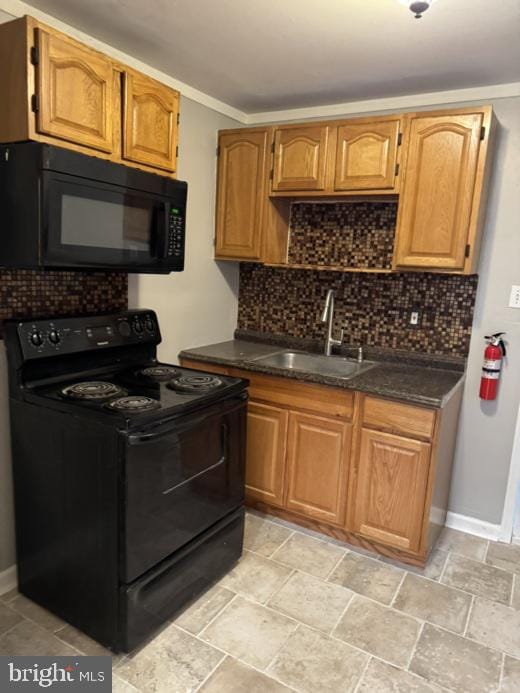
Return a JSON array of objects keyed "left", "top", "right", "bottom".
[
  {"left": 465, "top": 244, "right": 471, "bottom": 258},
  {"left": 31, "top": 94, "right": 39, "bottom": 113},
  {"left": 176, "top": 112, "right": 180, "bottom": 126},
  {"left": 269, "top": 169, "right": 273, "bottom": 180},
  {"left": 397, "top": 132, "right": 403, "bottom": 146},
  {"left": 216, "top": 145, "right": 220, "bottom": 157},
  {"left": 271, "top": 142, "right": 275, "bottom": 153},
  {"left": 175, "top": 145, "right": 179, "bottom": 158},
  {"left": 30, "top": 45, "right": 39, "bottom": 65},
  {"left": 395, "top": 163, "right": 400, "bottom": 176},
  {"left": 480, "top": 126, "right": 486, "bottom": 141}
]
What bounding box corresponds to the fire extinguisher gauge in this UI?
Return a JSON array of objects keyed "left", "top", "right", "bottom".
[{"left": 485, "top": 332, "right": 507, "bottom": 356}]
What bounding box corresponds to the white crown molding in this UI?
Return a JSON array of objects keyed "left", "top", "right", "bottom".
[
  {"left": 0, "top": 0, "right": 247, "bottom": 122},
  {"left": 245, "top": 82, "right": 520, "bottom": 124},
  {"left": 3, "top": 1, "right": 519, "bottom": 127}
]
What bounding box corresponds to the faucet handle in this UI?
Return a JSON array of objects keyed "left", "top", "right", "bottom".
[{"left": 331, "top": 328, "right": 344, "bottom": 347}]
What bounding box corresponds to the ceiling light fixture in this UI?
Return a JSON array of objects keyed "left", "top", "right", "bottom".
[{"left": 401, "top": 0, "right": 435, "bottom": 19}]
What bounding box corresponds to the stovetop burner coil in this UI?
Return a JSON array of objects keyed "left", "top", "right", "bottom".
[
  {"left": 105, "top": 396, "right": 161, "bottom": 413},
  {"left": 140, "top": 366, "right": 180, "bottom": 381},
  {"left": 62, "top": 381, "right": 126, "bottom": 400},
  {"left": 167, "top": 374, "right": 223, "bottom": 393}
]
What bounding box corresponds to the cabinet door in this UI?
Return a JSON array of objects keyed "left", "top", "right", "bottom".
[
  {"left": 335, "top": 120, "right": 400, "bottom": 191},
  {"left": 285, "top": 412, "right": 352, "bottom": 525},
  {"left": 215, "top": 129, "right": 269, "bottom": 259},
  {"left": 36, "top": 28, "right": 114, "bottom": 152},
  {"left": 123, "top": 70, "right": 179, "bottom": 172},
  {"left": 352, "top": 429, "right": 431, "bottom": 553},
  {"left": 272, "top": 126, "right": 329, "bottom": 191},
  {"left": 394, "top": 113, "right": 483, "bottom": 270},
  {"left": 245, "top": 401, "right": 288, "bottom": 507}
]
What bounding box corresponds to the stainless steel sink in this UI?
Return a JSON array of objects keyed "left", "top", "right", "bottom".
[{"left": 250, "top": 350, "right": 376, "bottom": 380}]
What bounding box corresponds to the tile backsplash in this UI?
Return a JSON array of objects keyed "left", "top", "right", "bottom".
[
  {"left": 288, "top": 201, "right": 397, "bottom": 269},
  {"left": 0, "top": 269, "right": 128, "bottom": 335},
  {"left": 238, "top": 264, "right": 478, "bottom": 357}
]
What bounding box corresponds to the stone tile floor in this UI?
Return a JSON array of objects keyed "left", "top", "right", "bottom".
[{"left": 1, "top": 511, "right": 520, "bottom": 692}]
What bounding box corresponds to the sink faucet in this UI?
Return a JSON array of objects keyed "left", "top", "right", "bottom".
[{"left": 320, "top": 289, "right": 344, "bottom": 356}]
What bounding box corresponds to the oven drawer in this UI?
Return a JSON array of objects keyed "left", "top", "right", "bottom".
[
  {"left": 122, "top": 394, "right": 246, "bottom": 582},
  {"left": 119, "top": 507, "right": 244, "bottom": 652}
]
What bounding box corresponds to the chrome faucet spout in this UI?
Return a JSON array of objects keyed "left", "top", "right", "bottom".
[{"left": 321, "top": 289, "right": 344, "bottom": 356}]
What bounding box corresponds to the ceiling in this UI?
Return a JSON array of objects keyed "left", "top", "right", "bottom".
[{"left": 24, "top": 0, "right": 520, "bottom": 113}]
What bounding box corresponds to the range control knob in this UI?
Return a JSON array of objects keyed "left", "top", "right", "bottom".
[
  {"left": 145, "top": 317, "right": 155, "bottom": 334},
  {"left": 118, "top": 320, "right": 131, "bottom": 337},
  {"left": 132, "top": 318, "right": 143, "bottom": 334},
  {"left": 48, "top": 329, "right": 61, "bottom": 345},
  {"left": 30, "top": 330, "right": 43, "bottom": 347}
]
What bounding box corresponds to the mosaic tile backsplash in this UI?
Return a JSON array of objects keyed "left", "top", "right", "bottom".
[
  {"left": 238, "top": 264, "right": 478, "bottom": 357},
  {"left": 0, "top": 270, "right": 128, "bottom": 335},
  {"left": 288, "top": 201, "right": 397, "bottom": 269}
]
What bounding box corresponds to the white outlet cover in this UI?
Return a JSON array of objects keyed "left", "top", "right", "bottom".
[
  {"left": 410, "top": 311, "right": 419, "bottom": 325},
  {"left": 509, "top": 285, "right": 520, "bottom": 309}
]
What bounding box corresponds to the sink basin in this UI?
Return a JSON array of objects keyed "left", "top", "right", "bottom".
[{"left": 250, "top": 350, "right": 376, "bottom": 380}]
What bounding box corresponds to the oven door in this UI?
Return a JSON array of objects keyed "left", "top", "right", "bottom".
[
  {"left": 122, "top": 394, "right": 246, "bottom": 582},
  {"left": 42, "top": 172, "right": 185, "bottom": 272}
]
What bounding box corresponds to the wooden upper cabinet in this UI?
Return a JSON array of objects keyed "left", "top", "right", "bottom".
[
  {"left": 123, "top": 70, "right": 179, "bottom": 172},
  {"left": 215, "top": 129, "right": 269, "bottom": 260},
  {"left": 285, "top": 411, "right": 352, "bottom": 525},
  {"left": 335, "top": 119, "right": 400, "bottom": 191},
  {"left": 36, "top": 28, "right": 114, "bottom": 153},
  {"left": 352, "top": 428, "right": 431, "bottom": 553},
  {"left": 394, "top": 112, "right": 485, "bottom": 271},
  {"left": 272, "top": 125, "right": 329, "bottom": 191},
  {"left": 245, "top": 401, "right": 288, "bottom": 507}
]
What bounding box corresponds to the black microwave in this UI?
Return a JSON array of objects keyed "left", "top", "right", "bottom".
[{"left": 0, "top": 142, "right": 187, "bottom": 273}]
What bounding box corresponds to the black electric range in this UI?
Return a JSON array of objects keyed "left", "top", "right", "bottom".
[{"left": 4, "top": 310, "right": 248, "bottom": 652}]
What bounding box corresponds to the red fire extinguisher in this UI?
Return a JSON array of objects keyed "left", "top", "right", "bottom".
[{"left": 479, "top": 332, "right": 507, "bottom": 400}]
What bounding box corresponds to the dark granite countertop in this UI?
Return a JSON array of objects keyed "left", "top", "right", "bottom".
[{"left": 179, "top": 333, "right": 466, "bottom": 409}]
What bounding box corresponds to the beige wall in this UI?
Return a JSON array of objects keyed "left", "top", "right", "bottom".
[{"left": 128, "top": 96, "right": 241, "bottom": 362}]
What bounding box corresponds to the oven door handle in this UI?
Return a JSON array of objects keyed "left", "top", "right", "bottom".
[
  {"left": 161, "top": 423, "right": 228, "bottom": 495},
  {"left": 127, "top": 412, "right": 210, "bottom": 445}
]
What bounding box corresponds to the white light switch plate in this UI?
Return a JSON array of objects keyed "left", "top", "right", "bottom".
[{"left": 509, "top": 285, "right": 520, "bottom": 308}]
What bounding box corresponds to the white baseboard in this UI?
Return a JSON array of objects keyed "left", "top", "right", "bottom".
[
  {"left": 446, "top": 511, "right": 502, "bottom": 541},
  {"left": 0, "top": 564, "right": 17, "bottom": 596}
]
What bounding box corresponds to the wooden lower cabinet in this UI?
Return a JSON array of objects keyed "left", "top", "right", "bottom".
[
  {"left": 179, "top": 358, "right": 462, "bottom": 566},
  {"left": 245, "top": 401, "right": 288, "bottom": 507},
  {"left": 286, "top": 412, "right": 351, "bottom": 525},
  {"left": 350, "top": 429, "right": 431, "bottom": 553}
]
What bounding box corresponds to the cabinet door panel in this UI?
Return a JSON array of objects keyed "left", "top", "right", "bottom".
[
  {"left": 286, "top": 412, "right": 351, "bottom": 525},
  {"left": 353, "top": 429, "right": 431, "bottom": 552},
  {"left": 273, "top": 126, "right": 329, "bottom": 191},
  {"left": 215, "top": 130, "right": 268, "bottom": 259},
  {"left": 245, "top": 401, "right": 288, "bottom": 507},
  {"left": 335, "top": 120, "right": 400, "bottom": 190},
  {"left": 123, "top": 71, "right": 179, "bottom": 172},
  {"left": 394, "top": 113, "right": 483, "bottom": 270},
  {"left": 37, "top": 29, "right": 114, "bottom": 152}
]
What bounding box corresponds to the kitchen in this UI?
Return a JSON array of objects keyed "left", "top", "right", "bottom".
[{"left": 0, "top": 1, "right": 519, "bottom": 692}]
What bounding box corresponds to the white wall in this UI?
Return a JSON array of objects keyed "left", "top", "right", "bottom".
[
  {"left": 128, "top": 96, "right": 240, "bottom": 363},
  {"left": 450, "top": 97, "right": 520, "bottom": 525}
]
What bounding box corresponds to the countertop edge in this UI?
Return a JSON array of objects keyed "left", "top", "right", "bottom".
[{"left": 178, "top": 347, "right": 465, "bottom": 409}]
